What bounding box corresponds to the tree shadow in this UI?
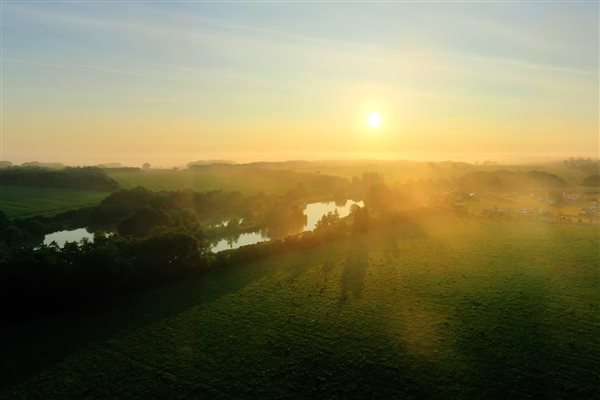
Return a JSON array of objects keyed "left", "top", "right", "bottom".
[
  {"left": 0, "top": 257, "right": 278, "bottom": 391},
  {"left": 384, "top": 229, "right": 400, "bottom": 262},
  {"left": 338, "top": 237, "right": 369, "bottom": 308},
  {"left": 383, "top": 216, "right": 432, "bottom": 264}
]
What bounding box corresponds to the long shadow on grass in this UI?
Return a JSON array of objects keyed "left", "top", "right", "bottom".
[
  {"left": 337, "top": 219, "right": 431, "bottom": 309},
  {"left": 338, "top": 236, "right": 369, "bottom": 307},
  {"left": 0, "top": 256, "right": 281, "bottom": 391}
]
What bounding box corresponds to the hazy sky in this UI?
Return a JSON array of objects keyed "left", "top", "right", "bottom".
[{"left": 2, "top": 1, "right": 599, "bottom": 166}]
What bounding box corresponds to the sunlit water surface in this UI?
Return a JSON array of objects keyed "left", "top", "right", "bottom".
[
  {"left": 211, "top": 200, "right": 363, "bottom": 252},
  {"left": 42, "top": 200, "right": 364, "bottom": 252},
  {"left": 43, "top": 228, "right": 94, "bottom": 247}
]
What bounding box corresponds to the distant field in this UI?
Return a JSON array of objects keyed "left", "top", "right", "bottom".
[
  {"left": 0, "top": 185, "right": 110, "bottom": 218},
  {"left": 3, "top": 163, "right": 590, "bottom": 219},
  {"left": 466, "top": 193, "right": 599, "bottom": 219},
  {"left": 3, "top": 217, "right": 598, "bottom": 399},
  {"left": 257, "top": 160, "right": 590, "bottom": 186},
  {"left": 106, "top": 168, "right": 346, "bottom": 195},
  {"left": 107, "top": 169, "right": 263, "bottom": 192},
  {"left": 0, "top": 167, "right": 345, "bottom": 218}
]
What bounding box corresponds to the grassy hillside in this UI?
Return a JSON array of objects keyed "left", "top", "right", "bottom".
[
  {"left": 0, "top": 186, "right": 110, "bottom": 218},
  {"left": 2, "top": 217, "right": 598, "bottom": 399}
]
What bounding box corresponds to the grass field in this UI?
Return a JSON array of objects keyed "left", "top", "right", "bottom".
[
  {"left": 465, "top": 193, "right": 599, "bottom": 219},
  {"left": 106, "top": 168, "right": 345, "bottom": 195},
  {"left": 0, "top": 167, "right": 342, "bottom": 218},
  {"left": 2, "top": 216, "right": 598, "bottom": 399},
  {"left": 0, "top": 185, "right": 111, "bottom": 218}
]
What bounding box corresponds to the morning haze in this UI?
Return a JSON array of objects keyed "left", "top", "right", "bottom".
[
  {"left": 2, "top": 2, "right": 598, "bottom": 166},
  {"left": 0, "top": 2, "right": 598, "bottom": 400}
]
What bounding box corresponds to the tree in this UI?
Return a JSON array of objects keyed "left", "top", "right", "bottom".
[
  {"left": 118, "top": 206, "right": 172, "bottom": 236},
  {"left": 366, "top": 182, "right": 394, "bottom": 214},
  {"left": 315, "top": 210, "right": 340, "bottom": 231},
  {"left": 352, "top": 207, "right": 370, "bottom": 232}
]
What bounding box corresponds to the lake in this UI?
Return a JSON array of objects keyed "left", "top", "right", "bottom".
[{"left": 42, "top": 200, "right": 364, "bottom": 251}]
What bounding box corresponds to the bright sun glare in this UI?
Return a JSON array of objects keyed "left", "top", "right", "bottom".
[{"left": 367, "top": 112, "right": 382, "bottom": 128}]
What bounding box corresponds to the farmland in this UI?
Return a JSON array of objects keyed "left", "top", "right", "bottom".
[
  {"left": 2, "top": 216, "right": 598, "bottom": 399},
  {"left": 2, "top": 161, "right": 596, "bottom": 220},
  {"left": 0, "top": 185, "right": 111, "bottom": 218},
  {"left": 106, "top": 166, "right": 347, "bottom": 195},
  {"left": 5, "top": 1, "right": 599, "bottom": 398},
  {"left": 0, "top": 165, "right": 348, "bottom": 219}
]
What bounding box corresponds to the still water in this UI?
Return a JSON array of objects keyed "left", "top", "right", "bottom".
[
  {"left": 43, "top": 228, "right": 94, "bottom": 247},
  {"left": 42, "top": 200, "right": 364, "bottom": 251},
  {"left": 211, "top": 199, "right": 363, "bottom": 252}
]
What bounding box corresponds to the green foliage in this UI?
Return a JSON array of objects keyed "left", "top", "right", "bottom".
[
  {"left": 2, "top": 218, "right": 598, "bottom": 399},
  {"left": 0, "top": 231, "right": 207, "bottom": 317},
  {"left": 315, "top": 210, "right": 340, "bottom": 231},
  {"left": 0, "top": 211, "right": 47, "bottom": 247},
  {"left": 0, "top": 186, "right": 110, "bottom": 218},
  {"left": 87, "top": 187, "right": 244, "bottom": 233},
  {"left": 261, "top": 202, "right": 306, "bottom": 239},
  {"left": 106, "top": 165, "right": 348, "bottom": 196},
  {"left": 0, "top": 166, "right": 119, "bottom": 191},
  {"left": 117, "top": 206, "right": 172, "bottom": 236}
]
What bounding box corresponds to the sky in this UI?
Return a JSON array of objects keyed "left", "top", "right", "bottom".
[{"left": 2, "top": 1, "right": 599, "bottom": 166}]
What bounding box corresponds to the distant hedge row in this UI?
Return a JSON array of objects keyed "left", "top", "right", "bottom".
[{"left": 0, "top": 166, "right": 120, "bottom": 191}]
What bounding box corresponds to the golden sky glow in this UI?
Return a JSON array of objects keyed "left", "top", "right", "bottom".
[{"left": 2, "top": 2, "right": 598, "bottom": 166}]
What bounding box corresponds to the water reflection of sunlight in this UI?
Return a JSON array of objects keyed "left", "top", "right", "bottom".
[
  {"left": 43, "top": 228, "right": 94, "bottom": 247},
  {"left": 211, "top": 231, "right": 269, "bottom": 253},
  {"left": 304, "top": 200, "right": 364, "bottom": 231},
  {"left": 211, "top": 199, "right": 364, "bottom": 252}
]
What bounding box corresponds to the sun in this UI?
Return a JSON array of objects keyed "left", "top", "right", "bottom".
[{"left": 367, "top": 112, "right": 382, "bottom": 128}]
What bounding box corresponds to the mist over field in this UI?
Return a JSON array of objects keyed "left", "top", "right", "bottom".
[{"left": 0, "top": 2, "right": 598, "bottom": 400}]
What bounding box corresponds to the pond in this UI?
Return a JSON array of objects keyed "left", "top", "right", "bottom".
[
  {"left": 42, "top": 200, "right": 364, "bottom": 251},
  {"left": 43, "top": 228, "right": 95, "bottom": 247},
  {"left": 211, "top": 199, "right": 363, "bottom": 252}
]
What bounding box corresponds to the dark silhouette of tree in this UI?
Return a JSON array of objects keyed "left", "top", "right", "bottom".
[
  {"left": 315, "top": 210, "right": 340, "bottom": 231},
  {"left": 366, "top": 182, "right": 394, "bottom": 214},
  {"left": 118, "top": 206, "right": 172, "bottom": 236},
  {"left": 352, "top": 207, "right": 370, "bottom": 232},
  {"left": 0, "top": 166, "right": 119, "bottom": 191}
]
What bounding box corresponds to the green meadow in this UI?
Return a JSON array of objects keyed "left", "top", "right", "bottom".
[
  {"left": 0, "top": 166, "right": 344, "bottom": 219},
  {"left": 3, "top": 217, "right": 598, "bottom": 399},
  {"left": 0, "top": 186, "right": 111, "bottom": 218},
  {"left": 106, "top": 167, "right": 346, "bottom": 195}
]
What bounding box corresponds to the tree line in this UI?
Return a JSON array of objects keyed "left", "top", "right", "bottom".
[{"left": 0, "top": 166, "right": 120, "bottom": 191}]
